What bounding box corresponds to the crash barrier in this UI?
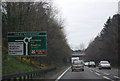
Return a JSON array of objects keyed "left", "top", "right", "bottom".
[{"left": 2, "top": 67, "right": 57, "bottom": 81}]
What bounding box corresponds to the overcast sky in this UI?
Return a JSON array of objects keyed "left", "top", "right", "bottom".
[{"left": 53, "top": 0, "right": 119, "bottom": 50}]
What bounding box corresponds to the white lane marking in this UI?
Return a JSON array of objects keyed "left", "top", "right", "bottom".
[
  {"left": 90, "top": 70, "right": 93, "bottom": 72},
  {"left": 95, "top": 72, "right": 101, "bottom": 76},
  {"left": 114, "top": 76, "right": 120, "bottom": 79},
  {"left": 89, "top": 68, "right": 91, "bottom": 69},
  {"left": 91, "top": 68, "right": 95, "bottom": 71},
  {"left": 103, "top": 72, "right": 109, "bottom": 75},
  {"left": 95, "top": 70, "right": 100, "bottom": 73},
  {"left": 103, "top": 76, "right": 114, "bottom": 81},
  {"left": 55, "top": 66, "right": 71, "bottom": 81}
]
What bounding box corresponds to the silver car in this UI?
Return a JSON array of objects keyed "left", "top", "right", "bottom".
[
  {"left": 88, "top": 61, "right": 96, "bottom": 67},
  {"left": 98, "top": 61, "right": 111, "bottom": 70},
  {"left": 84, "top": 62, "right": 89, "bottom": 66},
  {"left": 71, "top": 60, "right": 84, "bottom": 71}
]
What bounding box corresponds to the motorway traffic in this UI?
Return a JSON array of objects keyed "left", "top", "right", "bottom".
[
  {"left": 55, "top": 66, "right": 120, "bottom": 81},
  {"left": 53, "top": 57, "right": 120, "bottom": 81}
]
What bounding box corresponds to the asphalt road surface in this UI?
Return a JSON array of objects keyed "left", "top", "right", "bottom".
[{"left": 55, "top": 66, "right": 120, "bottom": 81}]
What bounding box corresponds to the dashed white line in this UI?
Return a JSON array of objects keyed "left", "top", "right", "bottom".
[
  {"left": 95, "top": 72, "right": 101, "bottom": 76},
  {"left": 103, "top": 72, "right": 109, "bottom": 75},
  {"left": 95, "top": 70, "right": 100, "bottom": 73},
  {"left": 91, "top": 68, "right": 95, "bottom": 71},
  {"left": 55, "top": 66, "right": 71, "bottom": 81},
  {"left": 103, "top": 76, "right": 110, "bottom": 79},
  {"left": 114, "top": 76, "right": 120, "bottom": 79},
  {"left": 90, "top": 70, "right": 93, "bottom": 72},
  {"left": 103, "top": 76, "right": 114, "bottom": 81}
]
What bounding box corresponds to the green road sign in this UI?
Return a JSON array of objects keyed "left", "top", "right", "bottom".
[{"left": 8, "top": 32, "right": 47, "bottom": 56}]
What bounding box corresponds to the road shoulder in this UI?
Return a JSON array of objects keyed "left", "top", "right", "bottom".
[{"left": 49, "top": 66, "right": 71, "bottom": 79}]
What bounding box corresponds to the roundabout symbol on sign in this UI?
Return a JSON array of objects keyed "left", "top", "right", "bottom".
[{"left": 15, "top": 37, "right": 32, "bottom": 55}]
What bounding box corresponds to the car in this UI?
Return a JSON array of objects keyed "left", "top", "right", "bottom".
[
  {"left": 98, "top": 61, "right": 111, "bottom": 70},
  {"left": 71, "top": 60, "right": 84, "bottom": 72},
  {"left": 84, "top": 62, "right": 89, "bottom": 66},
  {"left": 88, "top": 61, "right": 96, "bottom": 67}
]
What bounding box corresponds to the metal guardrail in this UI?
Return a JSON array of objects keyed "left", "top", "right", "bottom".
[{"left": 2, "top": 67, "right": 57, "bottom": 81}]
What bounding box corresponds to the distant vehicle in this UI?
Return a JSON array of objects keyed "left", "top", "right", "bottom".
[
  {"left": 71, "top": 60, "right": 84, "bottom": 72},
  {"left": 71, "top": 57, "right": 79, "bottom": 64},
  {"left": 84, "top": 62, "right": 89, "bottom": 66},
  {"left": 98, "top": 61, "right": 111, "bottom": 70},
  {"left": 88, "top": 61, "right": 96, "bottom": 67}
]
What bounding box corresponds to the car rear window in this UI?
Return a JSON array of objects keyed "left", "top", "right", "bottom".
[
  {"left": 90, "top": 62, "right": 95, "bottom": 64},
  {"left": 100, "top": 61, "right": 109, "bottom": 64}
]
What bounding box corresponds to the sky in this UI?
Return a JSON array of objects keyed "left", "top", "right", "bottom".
[{"left": 53, "top": 0, "right": 119, "bottom": 50}]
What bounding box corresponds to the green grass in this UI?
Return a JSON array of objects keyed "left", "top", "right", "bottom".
[{"left": 2, "top": 55, "right": 37, "bottom": 74}]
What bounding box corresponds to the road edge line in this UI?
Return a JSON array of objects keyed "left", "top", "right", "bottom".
[{"left": 55, "top": 66, "right": 71, "bottom": 81}]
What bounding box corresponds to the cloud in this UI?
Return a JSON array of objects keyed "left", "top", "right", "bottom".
[{"left": 54, "top": 0, "right": 118, "bottom": 49}]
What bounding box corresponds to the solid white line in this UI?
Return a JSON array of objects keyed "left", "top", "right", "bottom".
[
  {"left": 114, "top": 76, "right": 120, "bottom": 79},
  {"left": 95, "top": 72, "right": 101, "bottom": 76},
  {"left": 55, "top": 66, "right": 71, "bottom": 81},
  {"left": 103, "top": 76, "right": 114, "bottom": 81}
]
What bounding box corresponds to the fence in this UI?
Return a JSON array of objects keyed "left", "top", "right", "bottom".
[{"left": 2, "top": 67, "right": 56, "bottom": 81}]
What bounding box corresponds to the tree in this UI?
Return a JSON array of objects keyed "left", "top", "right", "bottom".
[
  {"left": 2, "top": 1, "right": 71, "bottom": 68},
  {"left": 85, "top": 14, "right": 119, "bottom": 67}
]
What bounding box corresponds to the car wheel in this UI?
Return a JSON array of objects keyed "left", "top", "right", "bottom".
[
  {"left": 99, "top": 68, "right": 101, "bottom": 70},
  {"left": 72, "top": 69, "right": 74, "bottom": 72},
  {"left": 82, "top": 69, "right": 84, "bottom": 71}
]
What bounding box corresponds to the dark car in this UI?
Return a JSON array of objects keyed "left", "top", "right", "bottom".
[
  {"left": 88, "top": 61, "right": 96, "bottom": 67},
  {"left": 98, "top": 61, "right": 111, "bottom": 70}
]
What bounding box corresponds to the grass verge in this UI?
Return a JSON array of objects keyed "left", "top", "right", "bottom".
[
  {"left": 34, "top": 64, "right": 71, "bottom": 79},
  {"left": 2, "top": 55, "right": 37, "bottom": 74}
]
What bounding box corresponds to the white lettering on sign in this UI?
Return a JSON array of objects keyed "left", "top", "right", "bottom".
[{"left": 8, "top": 42, "right": 24, "bottom": 55}]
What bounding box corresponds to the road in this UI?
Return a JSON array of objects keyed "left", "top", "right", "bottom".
[{"left": 55, "top": 66, "right": 120, "bottom": 81}]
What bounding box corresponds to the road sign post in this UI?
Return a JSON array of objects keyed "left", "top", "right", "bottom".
[{"left": 8, "top": 32, "right": 47, "bottom": 56}]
